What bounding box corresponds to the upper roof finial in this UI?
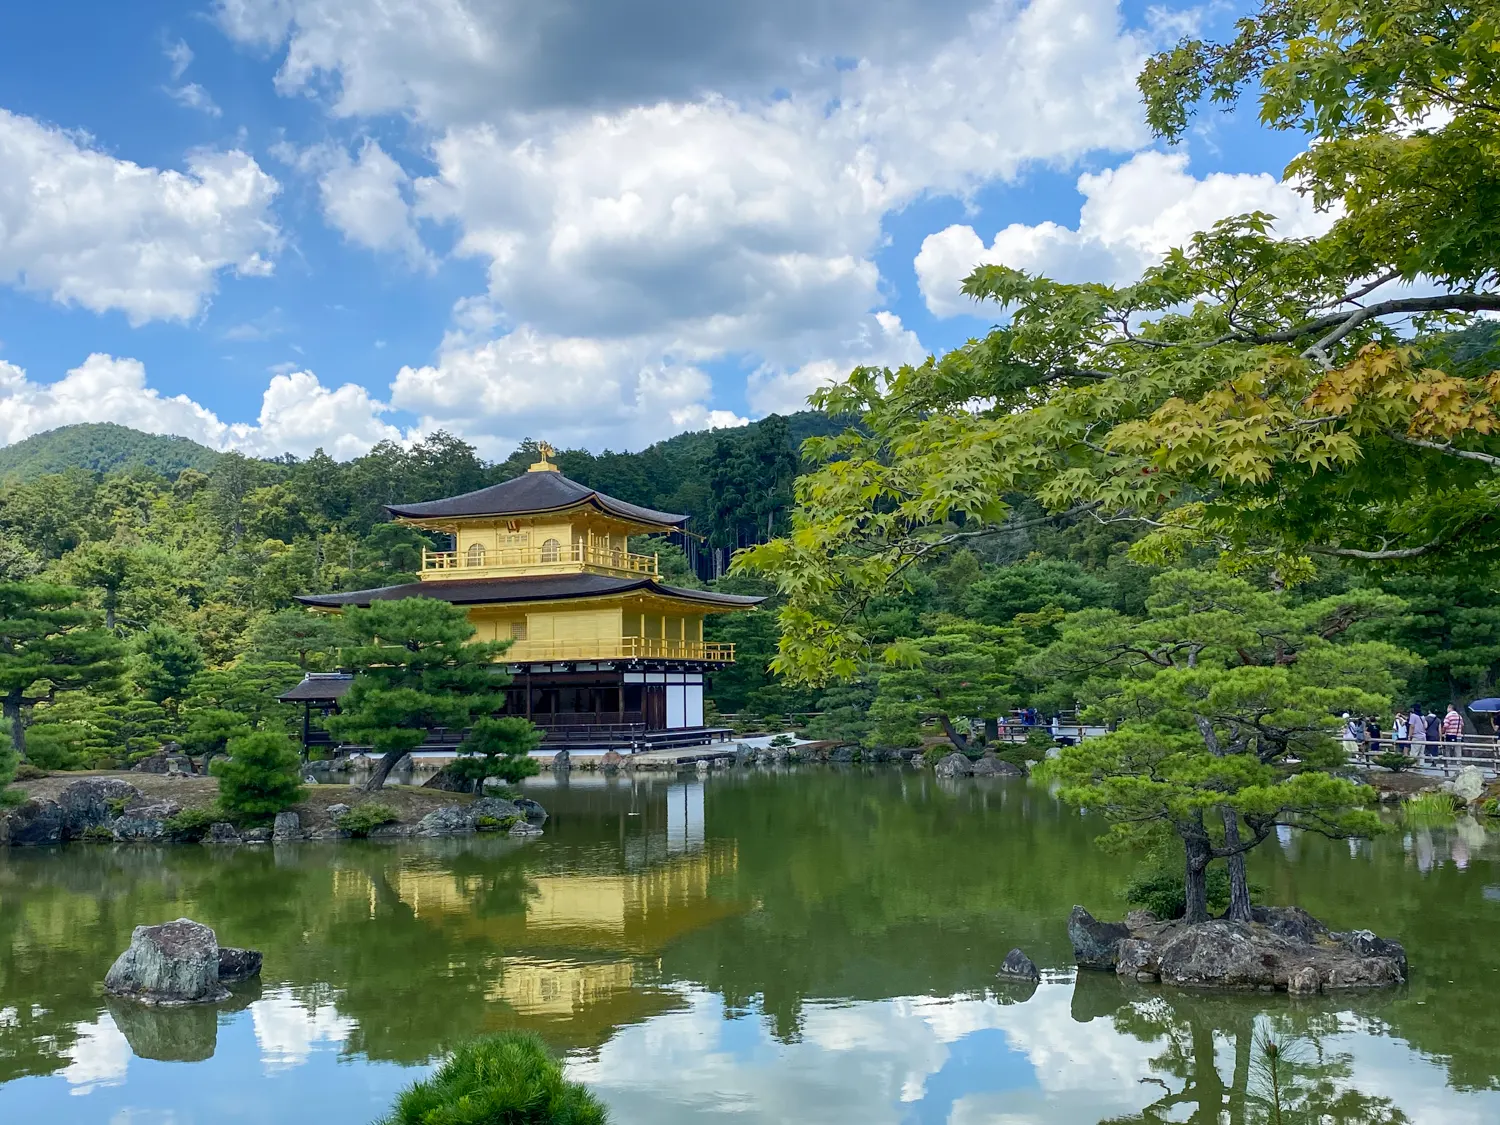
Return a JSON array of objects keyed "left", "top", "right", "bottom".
[{"left": 527, "top": 441, "right": 560, "bottom": 472}]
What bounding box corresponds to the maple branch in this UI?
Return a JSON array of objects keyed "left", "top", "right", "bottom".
[
  {"left": 1314, "top": 269, "right": 1402, "bottom": 310},
  {"left": 1306, "top": 540, "right": 1440, "bottom": 560},
  {"left": 1386, "top": 431, "right": 1500, "bottom": 468},
  {"left": 1297, "top": 293, "right": 1500, "bottom": 357}
]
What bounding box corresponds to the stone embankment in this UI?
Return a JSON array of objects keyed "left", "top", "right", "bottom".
[
  {"left": 1068, "top": 904, "right": 1408, "bottom": 994},
  {"left": 0, "top": 775, "right": 547, "bottom": 847}
]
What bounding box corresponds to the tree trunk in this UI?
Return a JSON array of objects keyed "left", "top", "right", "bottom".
[
  {"left": 1220, "top": 806, "right": 1254, "bottom": 921},
  {"left": 1183, "top": 830, "right": 1213, "bottom": 923},
  {"left": 937, "top": 715, "right": 968, "bottom": 752},
  {"left": 5, "top": 694, "right": 24, "bottom": 761},
  {"left": 364, "top": 748, "right": 406, "bottom": 791}
]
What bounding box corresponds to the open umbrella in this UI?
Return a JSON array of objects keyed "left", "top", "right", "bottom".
[{"left": 1467, "top": 698, "right": 1500, "bottom": 712}]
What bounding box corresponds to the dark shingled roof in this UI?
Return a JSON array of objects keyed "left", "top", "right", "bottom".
[
  {"left": 294, "top": 573, "right": 765, "bottom": 610},
  {"left": 385, "top": 469, "right": 687, "bottom": 527},
  {"left": 278, "top": 673, "right": 354, "bottom": 702}
]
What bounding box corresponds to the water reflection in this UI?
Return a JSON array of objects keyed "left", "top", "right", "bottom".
[{"left": 0, "top": 770, "right": 1497, "bottom": 1124}]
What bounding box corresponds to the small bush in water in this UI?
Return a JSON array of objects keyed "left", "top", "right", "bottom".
[
  {"left": 377, "top": 1032, "right": 608, "bottom": 1125},
  {"left": 335, "top": 803, "right": 399, "bottom": 837}
]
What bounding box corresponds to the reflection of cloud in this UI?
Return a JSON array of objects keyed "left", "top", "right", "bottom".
[
  {"left": 250, "top": 989, "right": 355, "bottom": 1072},
  {"left": 1326, "top": 1028, "right": 1500, "bottom": 1125},
  {"left": 571, "top": 985, "right": 1161, "bottom": 1124},
  {"left": 61, "top": 1012, "right": 131, "bottom": 1094}
]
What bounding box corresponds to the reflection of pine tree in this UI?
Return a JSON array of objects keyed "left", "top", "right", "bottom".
[
  {"left": 1247, "top": 1025, "right": 1410, "bottom": 1125},
  {"left": 1098, "top": 996, "right": 1412, "bottom": 1125}
]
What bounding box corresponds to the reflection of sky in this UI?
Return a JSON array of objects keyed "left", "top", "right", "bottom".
[
  {"left": 249, "top": 989, "right": 356, "bottom": 1073},
  {"left": 568, "top": 985, "right": 1164, "bottom": 1125},
  {"left": 3, "top": 984, "right": 1500, "bottom": 1123}
]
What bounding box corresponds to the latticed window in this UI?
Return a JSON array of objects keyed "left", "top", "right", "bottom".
[
  {"left": 510, "top": 621, "right": 527, "bottom": 640},
  {"left": 541, "top": 538, "right": 561, "bottom": 562},
  {"left": 465, "top": 543, "right": 486, "bottom": 567}
]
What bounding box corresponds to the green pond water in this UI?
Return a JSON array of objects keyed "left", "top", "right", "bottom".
[{"left": 1, "top": 769, "right": 1497, "bottom": 1124}]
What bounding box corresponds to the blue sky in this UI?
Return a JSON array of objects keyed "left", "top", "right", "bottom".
[{"left": 0, "top": 0, "right": 1317, "bottom": 460}]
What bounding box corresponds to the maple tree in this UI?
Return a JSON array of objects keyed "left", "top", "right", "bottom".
[{"left": 736, "top": 2, "right": 1500, "bottom": 677}]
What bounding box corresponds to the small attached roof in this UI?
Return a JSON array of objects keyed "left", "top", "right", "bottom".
[
  {"left": 278, "top": 673, "right": 354, "bottom": 702},
  {"left": 294, "top": 572, "right": 765, "bottom": 611},
  {"left": 385, "top": 469, "right": 687, "bottom": 528}
]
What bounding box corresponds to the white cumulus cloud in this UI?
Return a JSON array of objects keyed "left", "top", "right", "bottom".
[
  {"left": 0, "top": 108, "right": 280, "bottom": 324},
  {"left": 281, "top": 138, "right": 432, "bottom": 267},
  {"left": 915, "top": 150, "right": 1334, "bottom": 317},
  {"left": 392, "top": 326, "right": 746, "bottom": 457},
  {"left": 0, "top": 354, "right": 401, "bottom": 459}
]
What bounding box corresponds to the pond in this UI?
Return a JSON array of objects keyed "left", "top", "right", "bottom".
[{"left": 1, "top": 769, "right": 1497, "bottom": 1124}]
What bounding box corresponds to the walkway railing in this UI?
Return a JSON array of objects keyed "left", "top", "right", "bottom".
[
  {"left": 505, "top": 639, "right": 734, "bottom": 663},
  {"left": 1346, "top": 737, "right": 1500, "bottom": 779},
  {"left": 422, "top": 543, "right": 658, "bottom": 579}
]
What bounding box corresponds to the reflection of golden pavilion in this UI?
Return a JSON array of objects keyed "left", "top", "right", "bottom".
[
  {"left": 381, "top": 842, "right": 739, "bottom": 954},
  {"left": 488, "top": 957, "right": 638, "bottom": 1017}
]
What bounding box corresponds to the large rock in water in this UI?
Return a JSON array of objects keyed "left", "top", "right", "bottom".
[
  {"left": 1069, "top": 906, "right": 1132, "bottom": 969},
  {"left": 996, "top": 948, "right": 1040, "bottom": 981},
  {"left": 934, "top": 752, "right": 974, "bottom": 777},
  {"left": 1069, "top": 905, "right": 1408, "bottom": 993},
  {"left": 217, "top": 947, "right": 263, "bottom": 983},
  {"left": 104, "top": 919, "right": 230, "bottom": 1005}
]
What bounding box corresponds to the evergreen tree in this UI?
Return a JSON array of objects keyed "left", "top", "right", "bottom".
[
  {"left": 872, "top": 619, "right": 1029, "bottom": 752},
  {"left": 0, "top": 582, "right": 124, "bottom": 759},
  {"left": 1039, "top": 571, "right": 1415, "bottom": 921},
  {"left": 211, "top": 730, "right": 304, "bottom": 822},
  {"left": 0, "top": 730, "right": 20, "bottom": 809},
  {"left": 131, "top": 624, "right": 204, "bottom": 716},
  {"left": 326, "top": 598, "right": 531, "bottom": 791}
]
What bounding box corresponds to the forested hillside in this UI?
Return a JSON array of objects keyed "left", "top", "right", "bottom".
[
  {"left": 0, "top": 411, "right": 848, "bottom": 766},
  {"left": 0, "top": 423, "right": 222, "bottom": 479}
]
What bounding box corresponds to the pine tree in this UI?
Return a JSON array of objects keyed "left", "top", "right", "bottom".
[
  {"left": 326, "top": 597, "right": 532, "bottom": 791},
  {"left": 0, "top": 582, "right": 124, "bottom": 759},
  {"left": 211, "top": 730, "right": 304, "bottom": 822}
]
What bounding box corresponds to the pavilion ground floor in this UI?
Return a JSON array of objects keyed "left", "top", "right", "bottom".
[{"left": 285, "top": 662, "right": 733, "bottom": 754}]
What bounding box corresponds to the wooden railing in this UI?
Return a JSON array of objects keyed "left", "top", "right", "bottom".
[
  {"left": 422, "top": 543, "right": 658, "bottom": 578},
  {"left": 504, "top": 639, "right": 735, "bottom": 663}
]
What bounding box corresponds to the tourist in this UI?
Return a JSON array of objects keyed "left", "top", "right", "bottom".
[
  {"left": 1392, "top": 711, "right": 1409, "bottom": 753},
  {"left": 1343, "top": 713, "right": 1363, "bottom": 758},
  {"left": 1443, "top": 704, "right": 1465, "bottom": 743},
  {"left": 1425, "top": 710, "right": 1442, "bottom": 756},
  {"left": 1365, "top": 716, "right": 1381, "bottom": 754},
  {"left": 1408, "top": 704, "right": 1425, "bottom": 751}
]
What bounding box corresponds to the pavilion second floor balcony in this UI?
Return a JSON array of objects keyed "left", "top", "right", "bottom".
[
  {"left": 422, "top": 542, "right": 659, "bottom": 580},
  {"left": 502, "top": 638, "right": 735, "bottom": 664}
]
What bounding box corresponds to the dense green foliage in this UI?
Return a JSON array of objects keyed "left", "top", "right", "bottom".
[
  {"left": 327, "top": 599, "right": 523, "bottom": 791},
  {"left": 0, "top": 423, "right": 221, "bottom": 480},
  {"left": 0, "top": 582, "right": 124, "bottom": 757},
  {"left": 0, "top": 731, "right": 19, "bottom": 809},
  {"left": 210, "top": 730, "right": 305, "bottom": 822},
  {"left": 0, "top": 413, "right": 833, "bottom": 766},
  {"left": 377, "top": 1033, "right": 608, "bottom": 1125}
]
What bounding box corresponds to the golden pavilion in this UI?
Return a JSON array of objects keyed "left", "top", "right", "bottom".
[{"left": 286, "top": 445, "right": 763, "bottom": 752}]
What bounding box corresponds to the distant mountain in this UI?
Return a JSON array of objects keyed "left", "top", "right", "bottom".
[{"left": 0, "top": 423, "right": 223, "bottom": 480}]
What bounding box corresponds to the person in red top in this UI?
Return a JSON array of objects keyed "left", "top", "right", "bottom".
[{"left": 1442, "top": 704, "right": 1465, "bottom": 742}]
